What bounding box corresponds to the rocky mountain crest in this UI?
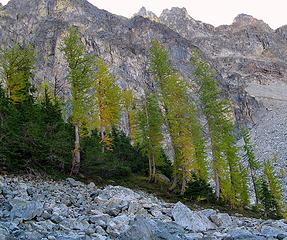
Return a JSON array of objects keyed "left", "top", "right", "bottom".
[{"left": 0, "top": 0, "right": 287, "bottom": 197}]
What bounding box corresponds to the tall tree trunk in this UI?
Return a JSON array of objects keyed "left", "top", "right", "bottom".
[
  {"left": 70, "top": 124, "right": 81, "bottom": 176},
  {"left": 151, "top": 147, "right": 156, "bottom": 183},
  {"left": 127, "top": 112, "right": 134, "bottom": 145},
  {"left": 100, "top": 126, "right": 105, "bottom": 153},
  {"left": 7, "top": 87, "right": 11, "bottom": 99},
  {"left": 148, "top": 154, "right": 152, "bottom": 182},
  {"left": 210, "top": 136, "right": 220, "bottom": 201},
  {"left": 213, "top": 159, "right": 220, "bottom": 201},
  {"left": 169, "top": 173, "right": 178, "bottom": 192},
  {"left": 251, "top": 171, "right": 259, "bottom": 205},
  {"left": 150, "top": 147, "right": 156, "bottom": 183},
  {"left": 180, "top": 174, "right": 187, "bottom": 196}
]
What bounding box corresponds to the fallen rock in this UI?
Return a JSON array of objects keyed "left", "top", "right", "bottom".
[
  {"left": 210, "top": 213, "right": 233, "bottom": 227},
  {"left": 171, "top": 201, "right": 216, "bottom": 232},
  {"left": 117, "top": 216, "right": 188, "bottom": 240},
  {"left": 9, "top": 199, "right": 43, "bottom": 221},
  {"left": 227, "top": 227, "right": 255, "bottom": 239},
  {"left": 260, "top": 225, "right": 287, "bottom": 238},
  {"left": 155, "top": 173, "right": 170, "bottom": 185},
  {"left": 65, "top": 178, "right": 81, "bottom": 187},
  {"left": 106, "top": 214, "right": 131, "bottom": 237}
]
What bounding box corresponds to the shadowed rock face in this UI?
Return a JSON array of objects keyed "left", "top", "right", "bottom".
[
  {"left": 140, "top": 7, "right": 287, "bottom": 198},
  {"left": 1, "top": 1, "right": 287, "bottom": 195}
]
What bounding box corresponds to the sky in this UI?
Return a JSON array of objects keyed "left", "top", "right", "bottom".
[{"left": 0, "top": 0, "right": 286, "bottom": 29}]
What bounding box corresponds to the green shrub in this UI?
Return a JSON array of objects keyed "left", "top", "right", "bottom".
[{"left": 185, "top": 173, "right": 215, "bottom": 202}]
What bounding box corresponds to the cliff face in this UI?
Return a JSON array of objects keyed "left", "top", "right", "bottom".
[
  {"left": 148, "top": 7, "right": 287, "bottom": 191},
  {"left": 1, "top": 1, "right": 287, "bottom": 193}
]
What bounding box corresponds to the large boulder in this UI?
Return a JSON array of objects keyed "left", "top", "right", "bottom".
[
  {"left": 171, "top": 202, "right": 216, "bottom": 232},
  {"left": 9, "top": 199, "right": 43, "bottom": 221},
  {"left": 106, "top": 214, "right": 131, "bottom": 237},
  {"left": 98, "top": 186, "right": 140, "bottom": 201},
  {"left": 65, "top": 178, "right": 81, "bottom": 187},
  {"left": 260, "top": 225, "right": 287, "bottom": 238},
  {"left": 210, "top": 213, "right": 233, "bottom": 227},
  {"left": 227, "top": 227, "right": 256, "bottom": 239},
  {"left": 155, "top": 173, "right": 170, "bottom": 185},
  {"left": 117, "top": 216, "right": 188, "bottom": 240}
]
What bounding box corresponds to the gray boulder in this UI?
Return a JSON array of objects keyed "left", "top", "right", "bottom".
[
  {"left": 106, "top": 214, "right": 131, "bottom": 237},
  {"left": 117, "top": 216, "right": 188, "bottom": 240},
  {"left": 65, "top": 178, "right": 81, "bottom": 187},
  {"left": 210, "top": 213, "right": 233, "bottom": 227},
  {"left": 260, "top": 225, "right": 287, "bottom": 238},
  {"left": 227, "top": 227, "right": 256, "bottom": 239},
  {"left": 171, "top": 201, "right": 216, "bottom": 232},
  {"left": 9, "top": 199, "right": 43, "bottom": 221}
]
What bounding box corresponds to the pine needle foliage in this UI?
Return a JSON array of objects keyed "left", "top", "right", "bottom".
[
  {"left": 137, "top": 92, "right": 163, "bottom": 182},
  {"left": 242, "top": 127, "right": 261, "bottom": 205},
  {"left": 191, "top": 50, "right": 247, "bottom": 206},
  {"left": 150, "top": 40, "right": 208, "bottom": 194},
  {"left": 122, "top": 88, "right": 138, "bottom": 143},
  {"left": 1, "top": 43, "right": 35, "bottom": 104},
  {"left": 93, "top": 58, "right": 122, "bottom": 150},
  {"left": 62, "top": 26, "right": 95, "bottom": 175}
]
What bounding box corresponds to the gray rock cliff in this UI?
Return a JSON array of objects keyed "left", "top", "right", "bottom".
[{"left": 0, "top": 0, "right": 287, "bottom": 196}]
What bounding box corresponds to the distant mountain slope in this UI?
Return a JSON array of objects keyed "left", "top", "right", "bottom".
[{"left": 0, "top": 0, "right": 286, "bottom": 196}]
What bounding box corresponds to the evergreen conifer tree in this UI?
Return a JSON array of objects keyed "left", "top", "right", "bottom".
[
  {"left": 122, "top": 88, "right": 137, "bottom": 143},
  {"left": 62, "top": 27, "right": 95, "bottom": 175},
  {"left": 263, "top": 159, "right": 283, "bottom": 217},
  {"left": 191, "top": 50, "right": 246, "bottom": 205},
  {"left": 242, "top": 128, "right": 261, "bottom": 205},
  {"left": 93, "top": 58, "right": 121, "bottom": 151},
  {"left": 259, "top": 177, "right": 279, "bottom": 219},
  {"left": 150, "top": 41, "right": 207, "bottom": 194},
  {"left": 239, "top": 164, "right": 250, "bottom": 206},
  {"left": 137, "top": 92, "right": 163, "bottom": 182},
  {"left": 1, "top": 43, "right": 35, "bottom": 104}
]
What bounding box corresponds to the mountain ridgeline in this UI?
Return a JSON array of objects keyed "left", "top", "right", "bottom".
[{"left": 0, "top": 0, "right": 286, "bottom": 218}]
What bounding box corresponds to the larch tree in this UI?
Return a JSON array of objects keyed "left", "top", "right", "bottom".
[
  {"left": 62, "top": 27, "right": 95, "bottom": 175},
  {"left": 263, "top": 158, "right": 284, "bottom": 217},
  {"left": 1, "top": 43, "right": 35, "bottom": 104},
  {"left": 93, "top": 58, "right": 121, "bottom": 152},
  {"left": 239, "top": 163, "right": 250, "bottom": 206},
  {"left": 137, "top": 92, "right": 163, "bottom": 182},
  {"left": 191, "top": 50, "right": 247, "bottom": 205},
  {"left": 149, "top": 40, "right": 207, "bottom": 195},
  {"left": 122, "top": 88, "right": 138, "bottom": 144},
  {"left": 242, "top": 127, "right": 261, "bottom": 205}
]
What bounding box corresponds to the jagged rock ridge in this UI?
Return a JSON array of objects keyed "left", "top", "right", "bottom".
[{"left": 0, "top": 0, "right": 287, "bottom": 196}]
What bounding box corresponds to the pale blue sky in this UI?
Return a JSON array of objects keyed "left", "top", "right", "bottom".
[{"left": 0, "top": 0, "right": 286, "bottom": 29}]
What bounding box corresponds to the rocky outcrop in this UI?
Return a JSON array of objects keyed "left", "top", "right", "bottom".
[
  {"left": 1, "top": 175, "right": 287, "bottom": 240},
  {"left": 0, "top": 0, "right": 286, "bottom": 196}
]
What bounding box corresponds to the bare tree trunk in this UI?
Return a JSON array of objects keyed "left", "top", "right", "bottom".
[
  {"left": 100, "top": 126, "right": 105, "bottom": 153},
  {"left": 7, "top": 87, "right": 11, "bottom": 99},
  {"left": 150, "top": 148, "right": 156, "bottom": 183},
  {"left": 213, "top": 158, "right": 220, "bottom": 201},
  {"left": 148, "top": 154, "right": 152, "bottom": 182},
  {"left": 251, "top": 172, "right": 259, "bottom": 205},
  {"left": 180, "top": 175, "right": 187, "bottom": 195},
  {"left": 152, "top": 150, "right": 156, "bottom": 182},
  {"left": 210, "top": 137, "right": 220, "bottom": 201},
  {"left": 70, "top": 124, "right": 81, "bottom": 176},
  {"left": 169, "top": 173, "right": 178, "bottom": 192},
  {"left": 127, "top": 112, "right": 134, "bottom": 145}
]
